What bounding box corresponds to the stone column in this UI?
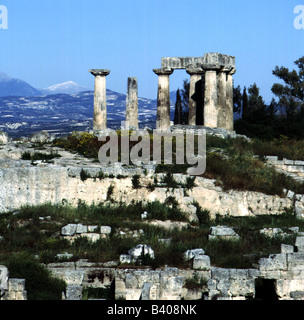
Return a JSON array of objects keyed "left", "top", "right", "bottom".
[
  {"left": 153, "top": 68, "right": 174, "bottom": 130},
  {"left": 202, "top": 64, "right": 221, "bottom": 128},
  {"left": 217, "top": 67, "right": 229, "bottom": 129},
  {"left": 126, "top": 77, "right": 138, "bottom": 129},
  {"left": 226, "top": 67, "right": 236, "bottom": 131},
  {"left": 89, "top": 69, "right": 110, "bottom": 131},
  {"left": 186, "top": 68, "right": 205, "bottom": 126}
]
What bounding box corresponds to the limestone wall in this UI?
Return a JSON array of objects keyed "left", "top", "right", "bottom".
[{"left": 0, "top": 160, "right": 292, "bottom": 219}]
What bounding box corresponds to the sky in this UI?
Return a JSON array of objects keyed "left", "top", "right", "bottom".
[{"left": 0, "top": 0, "right": 304, "bottom": 103}]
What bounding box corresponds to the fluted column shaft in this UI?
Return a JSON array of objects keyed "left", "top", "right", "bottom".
[
  {"left": 89, "top": 69, "right": 110, "bottom": 131},
  {"left": 153, "top": 68, "right": 174, "bottom": 130},
  {"left": 186, "top": 68, "right": 204, "bottom": 126},
  {"left": 202, "top": 64, "right": 221, "bottom": 128},
  {"left": 126, "top": 77, "right": 138, "bottom": 129}
]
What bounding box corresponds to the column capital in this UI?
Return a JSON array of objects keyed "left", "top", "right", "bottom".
[
  {"left": 186, "top": 67, "right": 205, "bottom": 75},
  {"left": 153, "top": 68, "right": 174, "bottom": 76},
  {"left": 89, "top": 69, "right": 111, "bottom": 77},
  {"left": 201, "top": 63, "right": 223, "bottom": 71},
  {"left": 228, "top": 67, "right": 236, "bottom": 75}
]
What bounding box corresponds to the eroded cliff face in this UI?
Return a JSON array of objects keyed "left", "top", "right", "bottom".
[{"left": 0, "top": 158, "right": 292, "bottom": 220}]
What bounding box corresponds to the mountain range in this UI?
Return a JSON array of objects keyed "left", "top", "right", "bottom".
[{"left": 0, "top": 71, "right": 178, "bottom": 137}]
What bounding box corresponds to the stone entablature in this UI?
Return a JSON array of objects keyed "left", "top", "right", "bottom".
[{"left": 154, "top": 52, "right": 236, "bottom": 131}]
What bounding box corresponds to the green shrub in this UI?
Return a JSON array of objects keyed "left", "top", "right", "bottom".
[
  {"left": 131, "top": 174, "right": 141, "bottom": 189},
  {"left": 80, "top": 169, "right": 91, "bottom": 181},
  {"left": 3, "top": 253, "right": 66, "bottom": 300},
  {"left": 106, "top": 185, "right": 114, "bottom": 201}
]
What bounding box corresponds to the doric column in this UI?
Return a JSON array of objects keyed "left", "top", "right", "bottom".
[
  {"left": 217, "top": 67, "right": 229, "bottom": 129},
  {"left": 89, "top": 69, "right": 110, "bottom": 131},
  {"left": 201, "top": 64, "right": 222, "bottom": 128},
  {"left": 226, "top": 67, "right": 236, "bottom": 131},
  {"left": 153, "top": 68, "right": 174, "bottom": 130},
  {"left": 186, "top": 68, "right": 205, "bottom": 126},
  {"left": 126, "top": 77, "right": 138, "bottom": 129}
]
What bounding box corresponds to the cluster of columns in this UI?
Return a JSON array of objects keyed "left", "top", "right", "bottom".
[
  {"left": 153, "top": 62, "right": 236, "bottom": 131},
  {"left": 89, "top": 55, "right": 236, "bottom": 132},
  {"left": 90, "top": 70, "right": 139, "bottom": 131}
]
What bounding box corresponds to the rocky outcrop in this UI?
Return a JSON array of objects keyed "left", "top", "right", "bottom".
[{"left": 0, "top": 158, "right": 292, "bottom": 220}]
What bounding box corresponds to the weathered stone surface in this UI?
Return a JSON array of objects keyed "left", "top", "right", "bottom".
[
  {"left": 76, "top": 224, "right": 88, "bottom": 234},
  {"left": 126, "top": 77, "right": 138, "bottom": 129},
  {"left": 0, "top": 132, "right": 8, "bottom": 145},
  {"left": 295, "top": 201, "right": 304, "bottom": 220},
  {"left": 128, "top": 244, "right": 155, "bottom": 260},
  {"left": 184, "top": 248, "right": 205, "bottom": 261},
  {"left": 209, "top": 226, "right": 240, "bottom": 241},
  {"left": 0, "top": 265, "right": 8, "bottom": 292},
  {"left": 81, "top": 233, "right": 102, "bottom": 243},
  {"left": 89, "top": 69, "right": 110, "bottom": 131},
  {"left": 120, "top": 254, "right": 132, "bottom": 264},
  {"left": 281, "top": 244, "right": 294, "bottom": 254},
  {"left": 100, "top": 226, "right": 112, "bottom": 235},
  {"left": 64, "top": 285, "right": 82, "bottom": 300},
  {"left": 193, "top": 255, "right": 210, "bottom": 270},
  {"left": 295, "top": 236, "right": 304, "bottom": 251},
  {"left": 61, "top": 224, "right": 77, "bottom": 236},
  {"left": 258, "top": 254, "right": 287, "bottom": 271}
]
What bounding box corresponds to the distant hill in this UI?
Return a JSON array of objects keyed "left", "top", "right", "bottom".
[
  {"left": 41, "top": 81, "right": 89, "bottom": 95},
  {"left": 0, "top": 71, "right": 42, "bottom": 97}
]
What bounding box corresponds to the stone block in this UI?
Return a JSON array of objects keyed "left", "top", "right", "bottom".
[
  {"left": 295, "top": 201, "right": 304, "bottom": 220},
  {"left": 100, "top": 226, "right": 112, "bottom": 235},
  {"left": 258, "top": 254, "right": 287, "bottom": 271},
  {"left": 76, "top": 224, "right": 87, "bottom": 234},
  {"left": 88, "top": 225, "right": 99, "bottom": 232},
  {"left": 211, "top": 268, "right": 230, "bottom": 280},
  {"left": 128, "top": 244, "right": 154, "bottom": 260},
  {"left": 296, "top": 194, "right": 304, "bottom": 202},
  {"left": 281, "top": 244, "right": 294, "bottom": 254},
  {"left": 229, "top": 269, "right": 249, "bottom": 279},
  {"left": 209, "top": 226, "right": 240, "bottom": 241},
  {"left": 260, "top": 228, "right": 284, "bottom": 238},
  {"left": 296, "top": 237, "right": 304, "bottom": 252},
  {"left": 287, "top": 190, "right": 295, "bottom": 199},
  {"left": 184, "top": 248, "right": 205, "bottom": 261},
  {"left": 284, "top": 159, "right": 294, "bottom": 165},
  {"left": 64, "top": 271, "right": 85, "bottom": 286},
  {"left": 81, "top": 233, "right": 102, "bottom": 243},
  {"left": 265, "top": 156, "right": 278, "bottom": 162},
  {"left": 193, "top": 255, "right": 211, "bottom": 270},
  {"left": 120, "top": 254, "right": 132, "bottom": 264},
  {"left": 61, "top": 224, "right": 77, "bottom": 236},
  {"left": 290, "top": 291, "right": 304, "bottom": 300},
  {"left": 0, "top": 265, "right": 8, "bottom": 291},
  {"left": 8, "top": 279, "right": 25, "bottom": 292},
  {"left": 65, "top": 284, "right": 82, "bottom": 300},
  {"left": 0, "top": 132, "right": 8, "bottom": 145},
  {"left": 287, "top": 253, "right": 304, "bottom": 270}
]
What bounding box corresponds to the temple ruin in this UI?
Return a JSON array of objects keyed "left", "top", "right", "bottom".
[{"left": 90, "top": 52, "right": 236, "bottom": 132}]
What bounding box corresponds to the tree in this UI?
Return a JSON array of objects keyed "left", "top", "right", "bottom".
[
  {"left": 246, "top": 83, "right": 267, "bottom": 122},
  {"left": 174, "top": 89, "right": 182, "bottom": 125},
  {"left": 181, "top": 79, "right": 189, "bottom": 124},
  {"left": 233, "top": 85, "right": 242, "bottom": 114},
  {"left": 242, "top": 86, "right": 249, "bottom": 120},
  {"left": 271, "top": 56, "right": 304, "bottom": 120}
]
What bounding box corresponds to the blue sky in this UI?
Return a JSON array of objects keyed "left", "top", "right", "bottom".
[{"left": 0, "top": 0, "right": 304, "bottom": 102}]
